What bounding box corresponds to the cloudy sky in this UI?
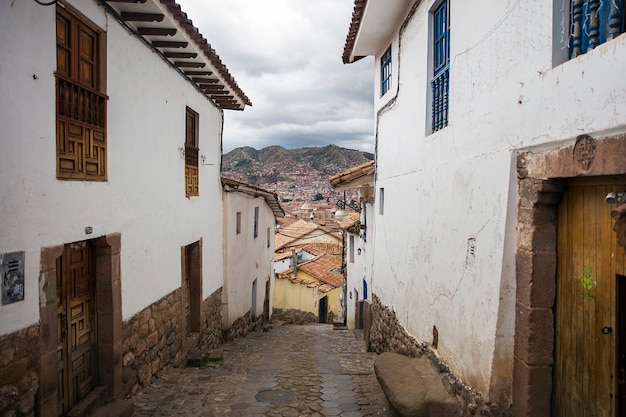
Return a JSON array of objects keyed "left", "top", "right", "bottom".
[{"left": 176, "top": 0, "right": 374, "bottom": 153}]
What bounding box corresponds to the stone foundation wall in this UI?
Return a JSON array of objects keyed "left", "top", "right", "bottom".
[
  {"left": 0, "top": 324, "right": 39, "bottom": 417},
  {"left": 272, "top": 308, "right": 317, "bottom": 324},
  {"left": 198, "top": 288, "right": 223, "bottom": 352},
  {"left": 122, "top": 289, "right": 183, "bottom": 397},
  {"left": 369, "top": 295, "right": 512, "bottom": 417}
]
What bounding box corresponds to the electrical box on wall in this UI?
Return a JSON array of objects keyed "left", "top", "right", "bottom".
[{"left": 2, "top": 251, "right": 25, "bottom": 305}]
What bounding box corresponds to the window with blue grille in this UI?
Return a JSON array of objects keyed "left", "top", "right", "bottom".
[
  {"left": 380, "top": 46, "right": 392, "bottom": 96},
  {"left": 569, "top": 0, "right": 625, "bottom": 58},
  {"left": 431, "top": 0, "right": 449, "bottom": 132}
]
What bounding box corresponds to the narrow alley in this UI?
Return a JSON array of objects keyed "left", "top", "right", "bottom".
[{"left": 132, "top": 323, "right": 398, "bottom": 417}]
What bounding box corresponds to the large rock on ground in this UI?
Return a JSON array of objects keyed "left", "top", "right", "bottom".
[{"left": 374, "top": 352, "right": 461, "bottom": 417}]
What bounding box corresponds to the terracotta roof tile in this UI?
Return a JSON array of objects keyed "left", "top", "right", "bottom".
[
  {"left": 330, "top": 160, "right": 375, "bottom": 188},
  {"left": 297, "top": 253, "right": 343, "bottom": 288},
  {"left": 342, "top": 0, "right": 368, "bottom": 64}
]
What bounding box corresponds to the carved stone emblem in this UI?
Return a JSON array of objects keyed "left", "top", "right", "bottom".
[{"left": 573, "top": 134, "right": 596, "bottom": 173}]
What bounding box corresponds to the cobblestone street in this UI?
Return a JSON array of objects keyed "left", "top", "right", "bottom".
[{"left": 132, "top": 323, "right": 398, "bottom": 417}]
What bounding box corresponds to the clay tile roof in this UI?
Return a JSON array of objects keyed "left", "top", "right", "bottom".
[
  {"left": 275, "top": 219, "right": 321, "bottom": 251},
  {"left": 342, "top": 0, "right": 368, "bottom": 64},
  {"left": 329, "top": 160, "right": 375, "bottom": 188},
  {"left": 102, "top": 0, "right": 251, "bottom": 110},
  {"left": 222, "top": 177, "right": 284, "bottom": 218},
  {"left": 297, "top": 253, "right": 343, "bottom": 288}
]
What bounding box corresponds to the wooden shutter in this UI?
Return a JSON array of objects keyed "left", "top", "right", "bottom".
[
  {"left": 185, "top": 108, "right": 199, "bottom": 197},
  {"left": 56, "top": 6, "right": 107, "bottom": 181}
]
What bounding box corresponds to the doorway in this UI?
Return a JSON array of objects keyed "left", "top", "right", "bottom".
[
  {"left": 182, "top": 241, "right": 202, "bottom": 335},
  {"left": 319, "top": 295, "right": 328, "bottom": 323},
  {"left": 57, "top": 241, "right": 96, "bottom": 415},
  {"left": 554, "top": 178, "right": 626, "bottom": 417}
]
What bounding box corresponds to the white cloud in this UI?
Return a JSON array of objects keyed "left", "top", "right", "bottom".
[{"left": 176, "top": 0, "right": 374, "bottom": 153}]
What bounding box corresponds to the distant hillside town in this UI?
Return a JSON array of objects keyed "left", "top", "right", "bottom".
[{"left": 222, "top": 144, "right": 372, "bottom": 221}]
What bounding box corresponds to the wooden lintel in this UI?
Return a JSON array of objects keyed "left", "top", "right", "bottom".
[
  {"left": 137, "top": 27, "right": 177, "bottom": 36},
  {"left": 175, "top": 61, "right": 206, "bottom": 68},
  {"left": 164, "top": 52, "right": 197, "bottom": 59},
  {"left": 153, "top": 40, "right": 188, "bottom": 48},
  {"left": 184, "top": 71, "right": 213, "bottom": 76},
  {"left": 120, "top": 12, "right": 164, "bottom": 22}
]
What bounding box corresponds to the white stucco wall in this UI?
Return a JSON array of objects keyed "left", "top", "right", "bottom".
[
  {"left": 0, "top": 0, "right": 225, "bottom": 336},
  {"left": 345, "top": 200, "right": 374, "bottom": 329},
  {"left": 222, "top": 192, "right": 276, "bottom": 328},
  {"left": 365, "top": 0, "right": 626, "bottom": 401}
]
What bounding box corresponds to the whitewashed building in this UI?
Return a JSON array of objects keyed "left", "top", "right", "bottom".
[
  {"left": 330, "top": 161, "right": 376, "bottom": 331},
  {"left": 221, "top": 177, "right": 284, "bottom": 338},
  {"left": 343, "top": 1, "right": 626, "bottom": 416},
  {"left": 0, "top": 0, "right": 249, "bottom": 415}
]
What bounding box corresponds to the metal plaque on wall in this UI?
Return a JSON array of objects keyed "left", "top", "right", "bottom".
[{"left": 2, "top": 251, "right": 25, "bottom": 305}]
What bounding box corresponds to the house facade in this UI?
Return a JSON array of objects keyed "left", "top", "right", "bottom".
[
  {"left": 274, "top": 251, "right": 343, "bottom": 323},
  {"left": 343, "top": 1, "right": 626, "bottom": 416},
  {"left": 221, "top": 178, "right": 284, "bottom": 339},
  {"left": 330, "top": 161, "right": 376, "bottom": 331},
  {"left": 0, "top": 0, "right": 250, "bottom": 415}
]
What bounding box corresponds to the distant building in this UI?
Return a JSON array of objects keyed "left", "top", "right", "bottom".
[{"left": 222, "top": 177, "right": 284, "bottom": 338}]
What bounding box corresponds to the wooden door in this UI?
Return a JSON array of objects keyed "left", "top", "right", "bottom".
[
  {"left": 182, "top": 242, "right": 201, "bottom": 334},
  {"left": 555, "top": 178, "right": 626, "bottom": 417},
  {"left": 618, "top": 274, "right": 626, "bottom": 415},
  {"left": 57, "top": 242, "right": 96, "bottom": 415}
]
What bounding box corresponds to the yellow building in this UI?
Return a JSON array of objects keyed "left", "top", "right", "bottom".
[{"left": 273, "top": 252, "right": 343, "bottom": 323}]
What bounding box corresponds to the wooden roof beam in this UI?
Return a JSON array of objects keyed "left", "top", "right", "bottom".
[
  {"left": 164, "top": 52, "right": 197, "bottom": 59},
  {"left": 137, "top": 27, "right": 177, "bottom": 36},
  {"left": 175, "top": 61, "right": 206, "bottom": 68},
  {"left": 120, "top": 12, "right": 164, "bottom": 22},
  {"left": 153, "top": 40, "right": 188, "bottom": 48}
]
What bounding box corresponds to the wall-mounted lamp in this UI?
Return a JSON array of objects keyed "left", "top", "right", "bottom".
[
  {"left": 606, "top": 192, "right": 625, "bottom": 205},
  {"left": 334, "top": 199, "right": 361, "bottom": 222},
  {"left": 178, "top": 146, "right": 185, "bottom": 159},
  {"left": 357, "top": 248, "right": 362, "bottom": 255}
]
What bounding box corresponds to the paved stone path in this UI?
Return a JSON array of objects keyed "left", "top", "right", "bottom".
[{"left": 133, "top": 323, "right": 398, "bottom": 417}]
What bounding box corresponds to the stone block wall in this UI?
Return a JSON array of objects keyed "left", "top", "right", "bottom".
[
  {"left": 271, "top": 308, "right": 317, "bottom": 324},
  {"left": 0, "top": 324, "right": 39, "bottom": 417},
  {"left": 369, "top": 295, "right": 512, "bottom": 417},
  {"left": 122, "top": 289, "right": 183, "bottom": 397},
  {"left": 198, "top": 288, "right": 223, "bottom": 352}
]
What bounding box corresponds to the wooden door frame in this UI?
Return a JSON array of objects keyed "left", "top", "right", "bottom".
[
  {"left": 514, "top": 134, "right": 626, "bottom": 417},
  {"left": 38, "top": 234, "right": 123, "bottom": 417}
]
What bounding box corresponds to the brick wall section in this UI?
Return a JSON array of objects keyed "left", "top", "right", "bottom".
[
  {"left": 122, "top": 289, "right": 184, "bottom": 397},
  {"left": 512, "top": 179, "right": 563, "bottom": 417},
  {"left": 121, "top": 287, "right": 225, "bottom": 397},
  {"left": 369, "top": 295, "right": 512, "bottom": 417},
  {"left": 198, "top": 288, "right": 223, "bottom": 352},
  {"left": 272, "top": 308, "right": 317, "bottom": 324},
  {"left": 0, "top": 324, "right": 40, "bottom": 417}
]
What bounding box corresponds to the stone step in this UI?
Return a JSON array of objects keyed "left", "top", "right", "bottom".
[
  {"left": 90, "top": 399, "right": 134, "bottom": 417},
  {"left": 374, "top": 352, "right": 461, "bottom": 417},
  {"left": 67, "top": 386, "right": 108, "bottom": 417},
  {"left": 66, "top": 386, "right": 134, "bottom": 417}
]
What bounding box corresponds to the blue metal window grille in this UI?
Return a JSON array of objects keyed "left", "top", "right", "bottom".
[
  {"left": 380, "top": 46, "right": 392, "bottom": 96},
  {"left": 570, "top": 0, "right": 625, "bottom": 58},
  {"left": 431, "top": 1, "right": 449, "bottom": 132}
]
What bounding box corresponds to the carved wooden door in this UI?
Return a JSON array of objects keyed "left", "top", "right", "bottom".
[
  {"left": 57, "top": 242, "right": 96, "bottom": 415},
  {"left": 555, "top": 178, "right": 626, "bottom": 417}
]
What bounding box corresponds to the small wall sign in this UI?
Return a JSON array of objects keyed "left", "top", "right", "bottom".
[{"left": 2, "top": 251, "right": 25, "bottom": 305}]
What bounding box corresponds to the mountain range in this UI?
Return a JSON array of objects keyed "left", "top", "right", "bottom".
[{"left": 221, "top": 145, "right": 374, "bottom": 187}]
